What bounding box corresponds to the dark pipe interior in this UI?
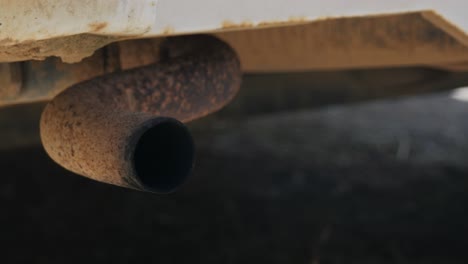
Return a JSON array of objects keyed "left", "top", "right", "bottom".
[{"left": 133, "top": 120, "right": 194, "bottom": 193}]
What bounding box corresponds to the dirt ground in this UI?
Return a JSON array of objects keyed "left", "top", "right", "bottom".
[{"left": 1, "top": 87, "right": 468, "bottom": 263}]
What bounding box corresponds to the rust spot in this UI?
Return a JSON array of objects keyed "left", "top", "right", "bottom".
[
  {"left": 221, "top": 20, "right": 254, "bottom": 29},
  {"left": 88, "top": 22, "right": 108, "bottom": 32},
  {"left": 161, "top": 26, "right": 175, "bottom": 35},
  {"left": 257, "top": 16, "right": 308, "bottom": 27},
  {"left": 221, "top": 17, "right": 308, "bottom": 30},
  {"left": 289, "top": 16, "right": 308, "bottom": 23}
]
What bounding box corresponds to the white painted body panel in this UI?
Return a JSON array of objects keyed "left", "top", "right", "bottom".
[{"left": 1, "top": 0, "right": 468, "bottom": 45}]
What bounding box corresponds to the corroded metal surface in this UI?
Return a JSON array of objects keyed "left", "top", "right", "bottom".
[
  {"left": 216, "top": 12, "right": 468, "bottom": 72},
  {"left": 4, "top": 11, "right": 468, "bottom": 107},
  {"left": 40, "top": 35, "right": 241, "bottom": 192},
  {"left": 0, "top": 62, "right": 22, "bottom": 99}
]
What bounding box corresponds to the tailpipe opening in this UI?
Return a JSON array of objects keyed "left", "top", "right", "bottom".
[{"left": 133, "top": 119, "right": 194, "bottom": 193}]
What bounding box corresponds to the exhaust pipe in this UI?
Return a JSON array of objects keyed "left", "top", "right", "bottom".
[{"left": 40, "top": 35, "right": 241, "bottom": 193}]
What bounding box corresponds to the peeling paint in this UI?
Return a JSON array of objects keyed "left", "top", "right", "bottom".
[{"left": 0, "top": 34, "right": 120, "bottom": 63}]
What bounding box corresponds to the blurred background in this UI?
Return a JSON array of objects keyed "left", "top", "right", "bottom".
[{"left": 2, "top": 68, "right": 468, "bottom": 263}]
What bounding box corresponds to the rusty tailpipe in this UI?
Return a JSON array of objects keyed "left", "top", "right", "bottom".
[{"left": 40, "top": 35, "right": 241, "bottom": 193}]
